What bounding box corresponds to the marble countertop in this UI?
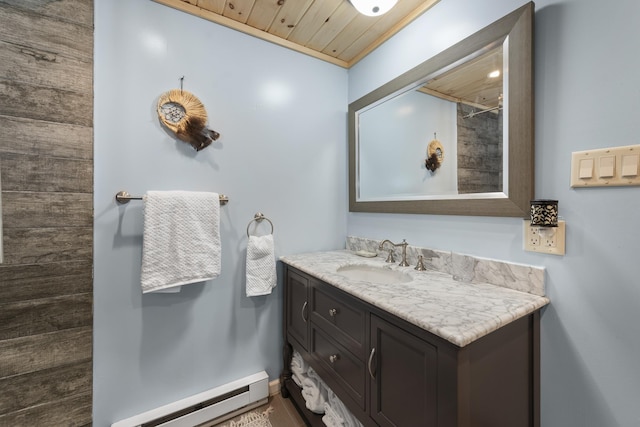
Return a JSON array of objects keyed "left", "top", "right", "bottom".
[{"left": 280, "top": 250, "right": 549, "bottom": 347}]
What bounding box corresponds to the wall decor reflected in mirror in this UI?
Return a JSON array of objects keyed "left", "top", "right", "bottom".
[{"left": 349, "top": 2, "right": 534, "bottom": 217}]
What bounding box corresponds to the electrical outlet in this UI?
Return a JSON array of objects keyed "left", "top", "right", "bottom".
[
  {"left": 541, "top": 229, "right": 557, "bottom": 247},
  {"left": 528, "top": 227, "right": 540, "bottom": 246},
  {"left": 523, "top": 220, "right": 565, "bottom": 255}
]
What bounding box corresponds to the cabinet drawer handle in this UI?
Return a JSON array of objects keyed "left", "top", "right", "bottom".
[
  {"left": 329, "top": 354, "right": 340, "bottom": 364},
  {"left": 301, "top": 301, "right": 308, "bottom": 322},
  {"left": 328, "top": 308, "right": 338, "bottom": 317},
  {"left": 368, "top": 348, "right": 376, "bottom": 379}
]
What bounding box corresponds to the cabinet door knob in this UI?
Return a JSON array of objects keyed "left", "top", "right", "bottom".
[
  {"left": 368, "top": 348, "right": 376, "bottom": 379},
  {"left": 328, "top": 308, "right": 338, "bottom": 317},
  {"left": 329, "top": 354, "right": 340, "bottom": 364},
  {"left": 301, "top": 301, "right": 308, "bottom": 322}
]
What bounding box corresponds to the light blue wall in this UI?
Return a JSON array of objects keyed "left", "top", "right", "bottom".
[
  {"left": 349, "top": 1, "right": 640, "bottom": 426},
  {"left": 93, "top": 1, "right": 347, "bottom": 425},
  {"left": 359, "top": 91, "right": 457, "bottom": 198}
]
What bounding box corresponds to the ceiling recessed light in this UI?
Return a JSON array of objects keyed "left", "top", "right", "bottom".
[{"left": 488, "top": 70, "right": 501, "bottom": 78}]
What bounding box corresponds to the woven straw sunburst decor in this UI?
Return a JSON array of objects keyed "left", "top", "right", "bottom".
[
  {"left": 428, "top": 139, "right": 444, "bottom": 163},
  {"left": 157, "top": 89, "right": 220, "bottom": 151},
  {"left": 425, "top": 138, "right": 444, "bottom": 172}
]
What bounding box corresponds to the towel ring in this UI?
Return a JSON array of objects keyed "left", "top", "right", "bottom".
[{"left": 246, "top": 212, "right": 274, "bottom": 237}]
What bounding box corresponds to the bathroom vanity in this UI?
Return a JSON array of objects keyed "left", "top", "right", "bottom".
[{"left": 280, "top": 250, "right": 548, "bottom": 427}]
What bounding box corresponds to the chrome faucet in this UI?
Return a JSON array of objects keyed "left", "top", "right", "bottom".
[
  {"left": 378, "top": 239, "right": 410, "bottom": 266},
  {"left": 379, "top": 239, "right": 396, "bottom": 263}
]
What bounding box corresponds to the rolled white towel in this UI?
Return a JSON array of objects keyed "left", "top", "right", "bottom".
[
  {"left": 292, "top": 371, "right": 305, "bottom": 387},
  {"left": 291, "top": 350, "right": 309, "bottom": 372},
  {"left": 301, "top": 367, "right": 328, "bottom": 414},
  {"left": 322, "top": 401, "right": 343, "bottom": 427},
  {"left": 327, "top": 389, "right": 363, "bottom": 427},
  {"left": 290, "top": 350, "right": 309, "bottom": 387}
]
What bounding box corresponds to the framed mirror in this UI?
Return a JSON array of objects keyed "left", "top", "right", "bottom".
[{"left": 349, "top": 2, "right": 534, "bottom": 217}]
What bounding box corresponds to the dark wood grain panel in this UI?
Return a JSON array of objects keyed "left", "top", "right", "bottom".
[
  {"left": 0, "top": 0, "right": 93, "bottom": 28},
  {"left": 0, "top": 40, "right": 92, "bottom": 94},
  {"left": 0, "top": 327, "right": 92, "bottom": 378},
  {"left": 0, "top": 79, "right": 93, "bottom": 127},
  {"left": 0, "top": 153, "right": 92, "bottom": 193},
  {"left": 1, "top": 227, "right": 92, "bottom": 265},
  {"left": 0, "top": 260, "right": 91, "bottom": 282},
  {"left": 1, "top": 192, "right": 92, "bottom": 228},
  {"left": 0, "top": 1, "right": 93, "bottom": 424},
  {"left": 0, "top": 4, "right": 92, "bottom": 60},
  {"left": 0, "top": 392, "right": 92, "bottom": 427},
  {"left": 0, "top": 361, "right": 91, "bottom": 415},
  {"left": 0, "top": 293, "right": 92, "bottom": 340},
  {"left": 0, "top": 262, "right": 92, "bottom": 303},
  {"left": 0, "top": 115, "right": 92, "bottom": 159}
]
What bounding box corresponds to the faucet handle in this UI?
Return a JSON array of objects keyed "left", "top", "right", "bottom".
[
  {"left": 397, "top": 239, "right": 410, "bottom": 267},
  {"left": 414, "top": 255, "right": 427, "bottom": 271},
  {"left": 384, "top": 249, "right": 395, "bottom": 263}
]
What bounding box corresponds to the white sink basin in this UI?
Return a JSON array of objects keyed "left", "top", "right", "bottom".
[{"left": 336, "top": 264, "right": 412, "bottom": 285}]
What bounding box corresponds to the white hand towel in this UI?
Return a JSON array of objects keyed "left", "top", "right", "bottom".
[
  {"left": 246, "top": 234, "right": 276, "bottom": 297},
  {"left": 141, "top": 191, "right": 221, "bottom": 293}
]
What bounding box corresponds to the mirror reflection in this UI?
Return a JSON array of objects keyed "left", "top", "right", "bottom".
[
  {"left": 357, "top": 44, "right": 504, "bottom": 201},
  {"left": 349, "top": 2, "right": 534, "bottom": 216}
]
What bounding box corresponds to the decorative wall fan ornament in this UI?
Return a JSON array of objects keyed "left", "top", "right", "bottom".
[
  {"left": 426, "top": 135, "right": 444, "bottom": 172},
  {"left": 157, "top": 88, "right": 220, "bottom": 151}
]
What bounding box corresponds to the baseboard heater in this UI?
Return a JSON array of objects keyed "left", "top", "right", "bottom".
[{"left": 112, "top": 371, "right": 269, "bottom": 427}]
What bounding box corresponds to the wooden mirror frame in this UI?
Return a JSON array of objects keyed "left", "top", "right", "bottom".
[{"left": 349, "top": 2, "right": 534, "bottom": 217}]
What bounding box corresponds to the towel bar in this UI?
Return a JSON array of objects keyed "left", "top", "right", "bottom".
[{"left": 115, "top": 191, "right": 229, "bottom": 205}]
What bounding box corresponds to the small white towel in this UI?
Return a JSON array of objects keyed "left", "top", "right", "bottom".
[
  {"left": 141, "top": 191, "right": 221, "bottom": 293},
  {"left": 246, "top": 234, "right": 276, "bottom": 297}
]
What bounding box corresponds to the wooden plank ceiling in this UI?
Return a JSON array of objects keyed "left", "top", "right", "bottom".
[
  {"left": 420, "top": 45, "right": 504, "bottom": 111},
  {"left": 153, "top": 0, "right": 440, "bottom": 68}
]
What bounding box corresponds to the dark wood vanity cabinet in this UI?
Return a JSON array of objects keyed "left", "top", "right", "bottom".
[
  {"left": 282, "top": 265, "right": 541, "bottom": 427},
  {"left": 369, "top": 314, "right": 440, "bottom": 427},
  {"left": 285, "top": 269, "right": 310, "bottom": 351}
]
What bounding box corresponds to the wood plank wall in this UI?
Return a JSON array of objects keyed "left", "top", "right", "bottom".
[
  {"left": 457, "top": 103, "right": 503, "bottom": 194},
  {"left": 0, "top": 1, "right": 93, "bottom": 425}
]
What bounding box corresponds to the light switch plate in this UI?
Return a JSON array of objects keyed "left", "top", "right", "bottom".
[
  {"left": 571, "top": 144, "right": 640, "bottom": 188},
  {"left": 523, "top": 220, "right": 565, "bottom": 255}
]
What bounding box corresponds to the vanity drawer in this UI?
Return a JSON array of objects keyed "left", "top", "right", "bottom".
[
  {"left": 310, "top": 283, "right": 366, "bottom": 359},
  {"left": 310, "top": 326, "right": 366, "bottom": 410}
]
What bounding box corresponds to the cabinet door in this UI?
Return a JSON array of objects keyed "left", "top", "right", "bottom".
[
  {"left": 370, "top": 315, "right": 438, "bottom": 427},
  {"left": 286, "top": 269, "right": 310, "bottom": 350}
]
